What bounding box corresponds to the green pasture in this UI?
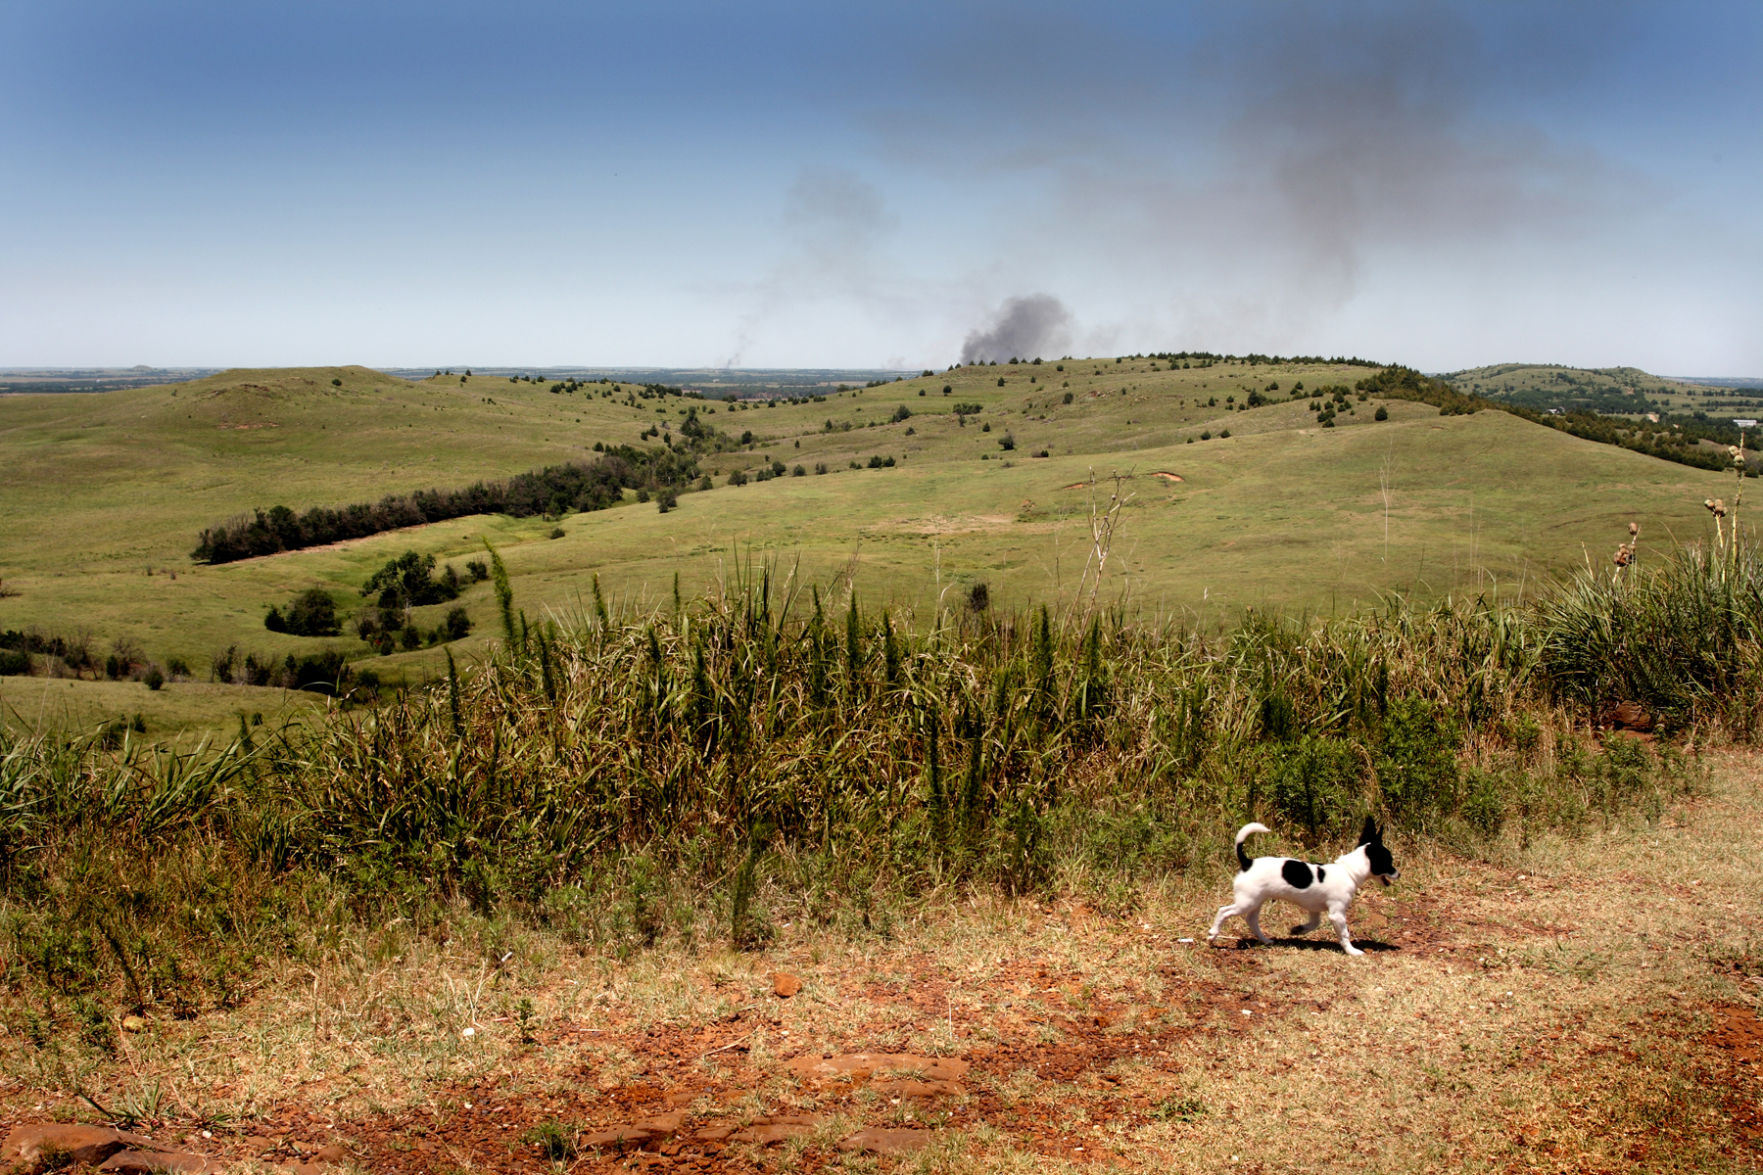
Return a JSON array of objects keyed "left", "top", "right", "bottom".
[{"left": 0, "top": 356, "right": 1744, "bottom": 734}]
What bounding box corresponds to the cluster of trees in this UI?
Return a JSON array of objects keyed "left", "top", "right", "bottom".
[
  {"left": 358, "top": 606, "right": 472, "bottom": 655},
  {"left": 1309, "top": 385, "right": 1358, "bottom": 426},
  {"left": 1, "top": 629, "right": 186, "bottom": 688},
  {"left": 1, "top": 629, "right": 95, "bottom": 676},
  {"left": 212, "top": 646, "right": 355, "bottom": 696},
  {"left": 193, "top": 444, "right": 707, "bottom": 564}
]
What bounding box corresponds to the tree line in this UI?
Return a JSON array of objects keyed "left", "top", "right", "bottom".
[{"left": 193, "top": 444, "right": 706, "bottom": 564}]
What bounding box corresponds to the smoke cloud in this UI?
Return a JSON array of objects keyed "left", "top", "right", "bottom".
[{"left": 960, "top": 294, "right": 1074, "bottom": 364}]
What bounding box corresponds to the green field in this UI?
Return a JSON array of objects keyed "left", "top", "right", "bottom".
[{"left": 0, "top": 357, "right": 1743, "bottom": 735}]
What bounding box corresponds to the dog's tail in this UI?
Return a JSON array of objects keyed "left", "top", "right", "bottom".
[{"left": 1234, "top": 822, "right": 1271, "bottom": 872}]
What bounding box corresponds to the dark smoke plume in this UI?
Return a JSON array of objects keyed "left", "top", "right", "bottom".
[{"left": 960, "top": 294, "right": 1074, "bottom": 364}]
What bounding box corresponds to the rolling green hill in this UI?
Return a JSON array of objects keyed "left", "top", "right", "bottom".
[
  {"left": 1442, "top": 362, "right": 1763, "bottom": 417},
  {"left": 0, "top": 356, "right": 1744, "bottom": 737}
]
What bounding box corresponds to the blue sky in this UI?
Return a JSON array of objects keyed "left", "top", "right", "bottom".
[{"left": 2, "top": 1, "right": 1759, "bottom": 373}]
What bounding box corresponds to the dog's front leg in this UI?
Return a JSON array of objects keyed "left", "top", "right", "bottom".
[
  {"left": 1207, "top": 904, "right": 1239, "bottom": 941},
  {"left": 1329, "top": 908, "right": 1363, "bottom": 957}
]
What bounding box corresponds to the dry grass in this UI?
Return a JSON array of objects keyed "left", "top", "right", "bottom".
[{"left": 4, "top": 750, "right": 1761, "bottom": 1172}]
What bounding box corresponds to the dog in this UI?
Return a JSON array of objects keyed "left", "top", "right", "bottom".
[{"left": 1206, "top": 817, "right": 1398, "bottom": 957}]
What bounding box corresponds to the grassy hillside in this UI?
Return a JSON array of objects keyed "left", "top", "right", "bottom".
[
  {"left": 0, "top": 356, "right": 1745, "bottom": 735},
  {"left": 1444, "top": 361, "right": 1763, "bottom": 417}
]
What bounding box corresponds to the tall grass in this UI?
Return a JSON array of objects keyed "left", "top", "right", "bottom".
[
  {"left": 1536, "top": 541, "right": 1763, "bottom": 735},
  {"left": 1, "top": 547, "right": 1739, "bottom": 1023}
]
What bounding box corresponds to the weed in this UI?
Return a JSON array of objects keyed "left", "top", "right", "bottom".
[{"left": 521, "top": 1119, "right": 580, "bottom": 1161}]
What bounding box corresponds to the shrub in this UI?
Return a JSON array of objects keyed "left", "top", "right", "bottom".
[
  {"left": 442, "top": 606, "right": 473, "bottom": 642},
  {"left": 0, "top": 648, "right": 31, "bottom": 676},
  {"left": 727, "top": 470, "right": 748, "bottom": 487},
  {"left": 1266, "top": 735, "right": 1363, "bottom": 842},
  {"left": 281, "top": 588, "right": 341, "bottom": 636},
  {"left": 998, "top": 432, "right": 1015, "bottom": 451},
  {"left": 1376, "top": 695, "right": 1461, "bottom": 831},
  {"left": 1374, "top": 405, "right": 1388, "bottom": 421},
  {"left": 143, "top": 666, "right": 165, "bottom": 691}
]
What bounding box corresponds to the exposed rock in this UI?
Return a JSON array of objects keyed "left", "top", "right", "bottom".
[
  {"left": 4, "top": 1124, "right": 150, "bottom": 1166},
  {"left": 730, "top": 1114, "right": 821, "bottom": 1146},
  {"left": 872, "top": 1077, "right": 964, "bottom": 1098},
  {"left": 311, "top": 1143, "right": 348, "bottom": 1163},
  {"left": 786, "top": 1052, "right": 970, "bottom": 1083},
  {"left": 97, "top": 1149, "right": 225, "bottom": 1173},
  {"left": 1609, "top": 701, "right": 1655, "bottom": 732},
  {"left": 771, "top": 971, "right": 802, "bottom": 999},
  {"left": 838, "top": 1127, "right": 934, "bottom": 1155},
  {"left": 580, "top": 1125, "right": 659, "bottom": 1151}
]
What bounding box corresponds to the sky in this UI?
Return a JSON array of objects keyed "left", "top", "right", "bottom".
[{"left": 2, "top": 1, "right": 1759, "bottom": 374}]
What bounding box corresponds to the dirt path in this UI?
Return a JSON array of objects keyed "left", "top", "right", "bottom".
[{"left": 5, "top": 753, "right": 1763, "bottom": 1173}]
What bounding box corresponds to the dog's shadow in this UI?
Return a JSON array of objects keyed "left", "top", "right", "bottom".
[{"left": 1234, "top": 936, "right": 1399, "bottom": 954}]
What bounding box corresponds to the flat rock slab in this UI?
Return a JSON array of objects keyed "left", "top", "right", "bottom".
[
  {"left": 729, "top": 1114, "right": 822, "bottom": 1146},
  {"left": 872, "top": 1077, "right": 965, "bottom": 1098},
  {"left": 838, "top": 1128, "right": 935, "bottom": 1156},
  {"left": 785, "top": 1052, "right": 970, "bottom": 1083},
  {"left": 581, "top": 1126, "right": 661, "bottom": 1151},
  {"left": 98, "top": 1149, "right": 226, "bottom": 1173},
  {"left": 4, "top": 1124, "right": 152, "bottom": 1166},
  {"left": 581, "top": 1110, "right": 690, "bottom": 1152}
]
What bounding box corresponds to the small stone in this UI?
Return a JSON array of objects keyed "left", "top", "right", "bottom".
[
  {"left": 771, "top": 971, "right": 802, "bottom": 999},
  {"left": 121, "top": 1015, "right": 150, "bottom": 1033},
  {"left": 311, "top": 1143, "right": 347, "bottom": 1163}
]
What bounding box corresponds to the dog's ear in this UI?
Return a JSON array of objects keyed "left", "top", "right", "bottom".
[{"left": 1358, "top": 815, "right": 1378, "bottom": 846}]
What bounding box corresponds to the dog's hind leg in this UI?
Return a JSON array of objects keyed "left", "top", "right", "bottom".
[
  {"left": 1243, "top": 904, "right": 1273, "bottom": 945},
  {"left": 1329, "top": 908, "right": 1363, "bottom": 957},
  {"left": 1290, "top": 911, "right": 1322, "bottom": 936}
]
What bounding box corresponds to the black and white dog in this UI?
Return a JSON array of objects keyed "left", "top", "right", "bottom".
[{"left": 1207, "top": 818, "right": 1398, "bottom": 957}]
